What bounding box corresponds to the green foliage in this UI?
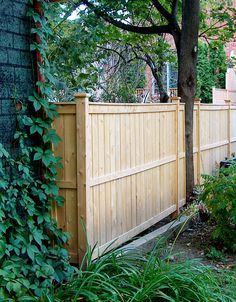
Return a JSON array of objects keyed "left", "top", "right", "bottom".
[
  {"left": 22, "top": 245, "right": 236, "bottom": 301},
  {"left": 0, "top": 1, "right": 73, "bottom": 298},
  {"left": 48, "top": 1, "right": 236, "bottom": 103},
  {"left": 197, "top": 42, "right": 227, "bottom": 103},
  {"left": 206, "top": 247, "right": 226, "bottom": 262},
  {"left": 47, "top": 4, "right": 173, "bottom": 102},
  {"left": 200, "top": 0, "right": 236, "bottom": 44},
  {"left": 201, "top": 164, "right": 236, "bottom": 251},
  {"left": 100, "top": 59, "right": 146, "bottom": 103}
]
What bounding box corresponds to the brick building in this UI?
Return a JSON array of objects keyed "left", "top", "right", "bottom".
[{"left": 0, "top": 0, "right": 34, "bottom": 149}]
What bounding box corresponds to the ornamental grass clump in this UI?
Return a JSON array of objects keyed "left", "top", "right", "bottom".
[{"left": 25, "top": 245, "right": 236, "bottom": 302}]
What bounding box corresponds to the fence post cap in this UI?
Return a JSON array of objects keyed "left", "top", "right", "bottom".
[
  {"left": 171, "top": 97, "right": 181, "bottom": 103},
  {"left": 74, "top": 92, "right": 90, "bottom": 98},
  {"left": 194, "top": 98, "right": 201, "bottom": 103},
  {"left": 224, "top": 99, "right": 231, "bottom": 104}
]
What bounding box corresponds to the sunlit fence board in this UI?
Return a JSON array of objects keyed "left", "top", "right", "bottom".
[{"left": 53, "top": 96, "right": 236, "bottom": 263}]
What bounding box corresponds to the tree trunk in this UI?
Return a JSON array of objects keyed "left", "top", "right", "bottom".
[
  {"left": 156, "top": 61, "right": 169, "bottom": 103},
  {"left": 178, "top": 0, "right": 200, "bottom": 200},
  {"left": 146, "top": 56, "right": 169, "bottom": 103}
]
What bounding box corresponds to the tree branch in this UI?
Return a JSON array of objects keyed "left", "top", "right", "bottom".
[
  {"left": 171, "top": 0, "right": 179, "bottom": 17},
  {"left": 97, "top": 45, "right": 127, "bottom": 62},
  {"left": 199, "top": 22, "right": 228, "bottom": 37},
  {"left": 81, "top": 0, "right": 172, "bottom": 35},
  {"left": 151, "top": 0, "right": 172, "bottom": 22}
]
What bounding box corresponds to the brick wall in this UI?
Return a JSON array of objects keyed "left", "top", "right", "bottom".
[
  {"left": 225, "top": 41, "right": 236, "bottom": 58},
  {"left": 0, "top": 0, "right": 34, "bottom": 149}
]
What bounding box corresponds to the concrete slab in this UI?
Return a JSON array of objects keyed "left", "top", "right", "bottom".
[{"left": 120, "top": 215, "right": 190, "bottom": 255}]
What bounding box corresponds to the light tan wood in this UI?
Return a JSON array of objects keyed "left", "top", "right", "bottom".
[
  {"left": 76, "top": 94, "right": 90, "bottom": 263},
  {"left": 89, "top": 104, "right": 176, "bottom": 114},
  {"left": 53, "top": 99, "right": 236, "bottom": 264},
  {"left": 195, "top": 100, "right": 201, "bottom": 184},
  {"left": 92, "top": 205, "right": 177, "bottom": 259},
  {"left": 173, "top": 98, "right": 180, "bottom": 214},
  {"left": 225, "top": 100, "right": 231, "bottom": 157},
  {"left": 90, "top": 155, "right": 176, "bottom": 187},
  {"left": 57, "top": 181, "right": 76, "bottom": 189},
  {"left": 56, "top": 104, "right": 76, "bottom": 114}
]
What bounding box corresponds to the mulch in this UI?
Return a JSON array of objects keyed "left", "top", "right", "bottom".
[{"left": 168, "top": 217, "right": 236, "bottom": 269}]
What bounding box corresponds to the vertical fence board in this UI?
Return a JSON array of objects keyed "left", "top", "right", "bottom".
[{"left": 53, "top": 100, "right": 235, "bottom": 263}]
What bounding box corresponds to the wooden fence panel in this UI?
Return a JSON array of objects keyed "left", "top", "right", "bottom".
[
  {"left": 230, "top": 106, "right": 236, "bottom": 153},
  {"left": 52, "top": 103, "right": 79, "bottom": 263},
  {"left": 87, "top": 101, "right": 183, "bottom": 257},
  {"left": 198, "top": 105, "right": 228, "bottom": 178},
  {"left": 53, "top": 96, "right": 236, "bottom": 263}
]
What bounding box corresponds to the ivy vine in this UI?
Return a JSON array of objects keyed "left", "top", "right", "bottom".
[{"left": 0, "top": 0, "right": 74, "bottom": 299}]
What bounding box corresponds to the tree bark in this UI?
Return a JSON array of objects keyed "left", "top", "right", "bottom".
[
  {"left": 156, "top": 61, "right": 169, "bottom": 103},
  {"left": 177, "top": 0, "right": 200, "bottom": 200},
  {"left": 145, "top": 55, "right": 169, "bottom": 103}
]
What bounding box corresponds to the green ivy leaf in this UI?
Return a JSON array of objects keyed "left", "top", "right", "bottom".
[
  {"left": 30, "top": 124, "right": 43, "bottom": 136},
  {"left": 41, "top": 264, "right": 55, "bottom": 277},
  {"left": 33, "top": 148, "right": 44, "bottom": 161},
  {"left": 0, "top": 179, "right": 8, "bottom": 189},
  {"left": 54, "top": 195, "right": 64, "bottom": 207},
  {"left": 0, "top": 144, "right": 9, "bottom": 158},
  {"left": 0, "top": 240, "right": 6, "bottom": 259},
  {"left": 32, "top": 229, "right": 44, "bottom": 246},
  {"left": 28, "top": 95, "right": 42, "bottom": 112},
  {"left": 27, "top": 245, "right": 39, "bottom": 261},
  {"left": 22, "top": 116, "right": 33, "bottom": 126},
  {"left": 43, "top": 129, "right": 61, "bottom": 146}
]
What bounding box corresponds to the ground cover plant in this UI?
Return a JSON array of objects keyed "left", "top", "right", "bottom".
[
  {"left": 14, "top": 244, "right": 236, "bottom": 302},
  {"left": 201, "top": 163, "right": 236, "bottom": 251}
]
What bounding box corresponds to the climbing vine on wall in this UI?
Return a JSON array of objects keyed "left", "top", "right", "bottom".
[{"left": 0, "top": 0, "right": 74, "bottom": 299}]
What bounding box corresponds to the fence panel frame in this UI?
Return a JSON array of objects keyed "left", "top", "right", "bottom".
[{"left": 53, "top": 97, "right": 236, "bottom": 263}]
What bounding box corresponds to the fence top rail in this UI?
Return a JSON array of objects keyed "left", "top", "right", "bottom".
[
  {"left": 54, "top": 101, "right": 181, "bottom": 106},
  {"left": 88, "top": 102, "right": 178, "bottom": 107},
  {"left": 195, "top": 104, "right": 233, "bottom": 110},
  {"left": 54, "top": 101, "right": 236, "bottom": 110}
]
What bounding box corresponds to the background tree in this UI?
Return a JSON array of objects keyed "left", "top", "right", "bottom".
[
  {"left": 75, "top": 0, "right": 200, "bottom": 200},
  {"left": 48, "top": 5, "right": 174, "bottom": 102},
  {"left": 197, "top": 42, "right": 228, "bottom": 103}
]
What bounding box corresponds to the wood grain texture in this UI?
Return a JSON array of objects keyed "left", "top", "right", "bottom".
[{"left": 53, "top": 101, "right": 236, "bottom": 263}]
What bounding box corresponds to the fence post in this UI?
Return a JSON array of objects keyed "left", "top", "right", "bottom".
[
  {"left": 172, "top": 97, "right": 181, "bottom": 215},
  {"left": 75, "top": 93, "right": 90, "bottom": 263},
  {"left": 195, "top": 99, "right": 201, "bottom": 185},
  {"left": 225, "top": 100, "right": 231, "bottom": 158}
]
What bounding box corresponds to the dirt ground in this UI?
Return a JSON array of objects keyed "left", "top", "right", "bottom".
[{"left": 168, "top": 217, "right": 236, "bottom": 269}]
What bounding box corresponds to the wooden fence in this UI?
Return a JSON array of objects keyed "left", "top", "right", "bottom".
[{"left": 52, "top": 94, "right": 236, "bottom": 263}]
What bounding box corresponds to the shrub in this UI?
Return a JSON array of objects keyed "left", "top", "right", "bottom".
[{"left": 201, "top": 164, "right": 236, "bottom": 251}]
